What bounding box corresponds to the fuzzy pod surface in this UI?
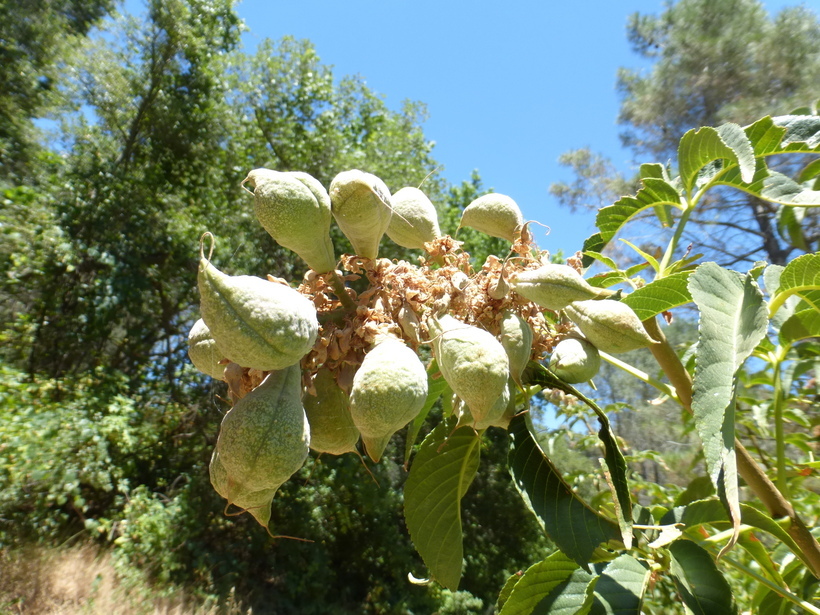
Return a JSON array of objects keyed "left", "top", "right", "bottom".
[
  {"left": 187, "top": 318, "right": 225, "bottom": 379},
  {"left": 329, "top": 169, "right": 392, "bottom": 259},
  {"left": 564, "top": 299, "right": 657, "bottom": 354},
  {"left": 510, "top": 263, "right": 604, "bottom": 311},
  {"left": 349, "top": 335, "right": 428, "bottom": 462},
  {"left": 210, "top": 451, "right": 277, "bottom": 528},
  {"left": 430, "top": 315, "right": 510, "bottom": 428},
  {"left": 303, "top": 368, "right": 360, "bottom": 456},
  {"left": 459, "top": 193, "right": 523, "bottom": 242},
  {"left": 385, "top": 186, "right": 441, "bottom": 250},
  {"left": 198, "top": 258, "right": 318, "bottom": 371},
  {"left": 211, "top": 364, "right": 310, "bottom": 527},
  {"left": 498, "top": 310, "right": 533, "bottom": 387},
  {"left": 549, "top": 337, "right": 601, "bottom": 383},
  {"left": 244, "top": 168, "right": 336, "bottom": 273}
]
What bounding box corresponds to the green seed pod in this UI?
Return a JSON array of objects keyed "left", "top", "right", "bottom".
[
  {"left": 243, "top": 169, "right": 336, "bottom": 273},
  {"left": 303, "top": 368, "right": 360, "bottom": 456},
  {"left": 509, "top": 263, "right": 604, "bottom": 311},
  {"left": 459, "top": 193, "right": 523, "bottom": 241},
  {"left": 198, "top": 257, "right": 318, "bottom": 371},
  {"left": 429, "top": 315, "right": 510, "bottom": 428},
  {"left": 187, "top": 318, "right": 225, "bottom": 379},
  {"left": 329, "top": 170, "right": 392, "bottom": 259},
  {"left": 210, "top": 450, "right": 277, "bottom": 528},
  {"left": 385, "top": 187, "right": 441, "bottom": 250},
  {"left": 549, "top": 337, "right": 601, "bottom": 383},
  {"left": 211, "top": 364, "right": 310, "bottom": 527},
  {"left": 349, "top": 335, "right": 428, "bottom": 462},
  {"left": 498, "top": 310, "right": 533, "bottom": 387},
  {"left": 564, "top": 299, "right": 658, "bottom": 354}
]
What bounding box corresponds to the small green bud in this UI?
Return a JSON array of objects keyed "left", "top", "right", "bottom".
[
  {"left": 198, "top": 255, "right": 318, "bottom": 371},
  {"left": 459, "top": 193, "right": 523, "bottom": 241},
  {"left": 510, "top": 263, "right": 604, "bottom": 311},
  {"left": 385, "top": 186, "right": 441, "bottom": 250},
  {"left": 349, "top": 335, "right": 428, "bottom": 462},
  {"left": 303, "top": 368, "right": 360, "bottom": 456},
  {"left": 243, "top": 169, "right": 336, "bottom": 273},
  {"left": 498, "top": 310, "right": 533, "bottom": 387},
  {"left": 549, "top": 337, "right": 601, "bottom": 383},
  {"left": 187, "top": 318, "right": 225, "bottom": 379},
  {"left": 329, "top": 170, "right": 392, "bottom": 259},
  {"left": 429, "top": 315, "right": 510, "bottom": 428},
  {"left": 564, "top": 300, "right": 658, "bottom": 354}
]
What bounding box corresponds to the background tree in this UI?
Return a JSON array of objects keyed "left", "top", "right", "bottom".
[{"left": 550, "top": 0, "right": 820, "bottom": 266}]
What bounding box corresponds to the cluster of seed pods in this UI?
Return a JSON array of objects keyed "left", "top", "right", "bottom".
[{"left": 188, "top": 168, "right": 657, "bottom": 528}]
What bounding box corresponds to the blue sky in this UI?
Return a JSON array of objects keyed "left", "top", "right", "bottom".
[{"left": 233, "top": 0, "right": 815, "bottom": 257}]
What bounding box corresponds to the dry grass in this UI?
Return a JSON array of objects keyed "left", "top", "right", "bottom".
[{"left": 0, "top": 544, "right": 246, "bottom": 615}]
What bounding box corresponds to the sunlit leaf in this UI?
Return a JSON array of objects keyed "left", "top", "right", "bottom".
[
  {"left": 770, "top": 253, "right": 820, "bottom": 316},
  {"left": 595, "top": 178, "right": 682, "bottom": 243},
  {"left": 779, "top": 309, "right": 820, "bottom": 346},
  {"left": 689, "top": 263, "right": 768, "bottom": 555},
  {"left": 622, "top": 271, "right": 693, "bottom": 320},
  {"left": 404, "top": 416, "right": 480, "bottom": 590},
  {"left": 678, "top": 123, "right": 755, "bottom": 196}
]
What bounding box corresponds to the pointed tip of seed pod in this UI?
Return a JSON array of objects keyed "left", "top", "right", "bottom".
[{"left": 361, "top": 433, "right": 392, "bottom": 463}]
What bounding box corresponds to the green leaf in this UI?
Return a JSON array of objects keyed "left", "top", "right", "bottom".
[
  {"left": 779, "top": 309, "right": 820, "bottom": 346},
  {"left": 622, "top": 271, "right": 693, "bottom": 321},
  {"left": 589, "top": 554, "right": 650, "bottom": 615},
  {"left": 673, "top": 476, "right": 715, "bottom": 507},
  {"left": 498, "top": 571, "right": 525, "bottom": 612},
  {"left": 507, "top": 412, "right": 621, "bottom": 569},
  {"left": 532, "top": 568, "right": 597, "bottom": 615},
  {"left": 618, "top": 239, "right": 660, "bottom": 273},
  {"left": 668, "top": 540, "right": 738, "bottom": 615},
  {"left": 404, "top": 360, "right": 450, "bottom": 465},
  {"left": 499, "top": 551, "right": 584, "bottom": 615},
  {"left": 581, "top": 233, "right": 606, "bottom": 269},
  {"left": 797, "top": 158, "right": 820, "bottom": 183},
  {"left": 689, "top": 263, "right": 768, "bottom": 555},
  {"left": 595, "top": 178, "right": 681, "bottom": 243},
  {"left": 523, "top": 364, "right": 632, "bottom": 548},
  {"left": 746, "top": 115, "right": 820, "bottom": 156},
  {"left": 770, "top": 253, "right": 820, "bottom": 316},
  {"left": 404, "top": 416, "right": 480, "bottom": 590},
  {"left": 660, "top": 499, "right": 813, "bottom": 572},
  {"left": 678, "top": 124, "right": 755, "bottom": 196},
  {"left": 776, "top": 205, "right": 808, "bottom": 251},
  {"left": 584, "top": 251, "right": 619, "bottom": 271}
]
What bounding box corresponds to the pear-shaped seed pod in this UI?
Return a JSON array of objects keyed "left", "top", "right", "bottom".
[
  {"left": 329, "top": 170, "right": 392, "bottom": 259},
  {"left": 243, "top": 169, "right": 336, "bottom": 274},
  {"left": 459, "top": 193, "right": 523, "bottom": 241},
  {"left": 211, "top": 364, "right": 310, "bottom": 527},
  {"left": 564, "top": 300, "right": 658, "bottom": 354},
  {"left": 198, "top": 258, "right": 318, "bottom": 371},
  {"left": 303, "top": 368, "right": 360, "bottom": 456},
  {"left": 509, "top": 263, "right": 604, "bottom": 311},
  {"left": 429, "top": 315, "right": 510, "bottom": 428},
  {"left": 216, "top": 365, "right": 310, "bottom": 491},
  {"left": 549, "top": 337, "right": 601, "bottom": 383},
  {"left": 385, "top": 187, "right": 441, "bottom": 250},
  {"left": 188, "top": 318, "right": 226, "bottom": 379},
  {"left": 349, "top": 335, "right": 428, "bottom": 462},
  {"left": 499, "top": 310, "right": 533, "bottom": 387}
]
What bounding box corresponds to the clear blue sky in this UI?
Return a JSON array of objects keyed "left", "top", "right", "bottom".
[{"left": 232, "top": 0, "right": 813, "bottom": 257}]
